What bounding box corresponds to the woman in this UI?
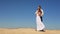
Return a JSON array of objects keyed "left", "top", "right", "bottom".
[{"left": 35, "top": 5, "right": 45, "bottom": 32}]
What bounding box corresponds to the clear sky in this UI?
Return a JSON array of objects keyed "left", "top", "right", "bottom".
[{"left": 0, "top": 0, "right": 60, "bottom": 30}]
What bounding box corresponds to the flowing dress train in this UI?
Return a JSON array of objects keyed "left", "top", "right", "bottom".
[{"left": 36, "top": 15, "right": 45, "bottom": 30}]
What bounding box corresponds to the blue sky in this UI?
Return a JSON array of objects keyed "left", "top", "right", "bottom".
[{"left": 0, "top": 0, "right": 60, "bottom": 30}]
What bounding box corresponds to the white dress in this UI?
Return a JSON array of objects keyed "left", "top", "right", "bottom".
[{"left": 35, "top": 9, "right": 45, "bottom": 31}]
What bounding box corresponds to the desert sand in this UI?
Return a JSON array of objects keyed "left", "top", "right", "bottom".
[{"left": 0, "top": 28, "right": 60, "bottom": 34}]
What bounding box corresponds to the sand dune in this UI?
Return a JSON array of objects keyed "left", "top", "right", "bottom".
[{"left": 0, "top": 28, "right": 60, "bottom": 34}]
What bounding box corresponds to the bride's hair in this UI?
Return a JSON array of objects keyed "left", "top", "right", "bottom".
[{"left": 38, "top": 5, "right": 42, "bottom": 13}]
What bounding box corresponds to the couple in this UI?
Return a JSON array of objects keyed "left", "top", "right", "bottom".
[{"left": 35, "top": 5, "right": 45, "bottom": 32}]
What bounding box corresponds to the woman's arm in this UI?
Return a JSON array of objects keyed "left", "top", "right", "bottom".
[{"left": 35, "top": 10, "right": 38, "bottom": 14}]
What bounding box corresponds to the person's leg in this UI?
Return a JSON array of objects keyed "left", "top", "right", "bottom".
[{"left": 40, "top": 16, "right": 43, "bottom": 22}]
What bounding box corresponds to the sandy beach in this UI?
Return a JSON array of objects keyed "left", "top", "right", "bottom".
[{"left": 0, "top": 28, "right": 60, "bottom": 34}]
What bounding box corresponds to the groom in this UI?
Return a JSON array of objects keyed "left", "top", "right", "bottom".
[{"left": 38, "top": 5, "right": 43, "bottom": 22}]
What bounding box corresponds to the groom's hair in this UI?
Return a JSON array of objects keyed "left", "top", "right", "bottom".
[{"left": 38, "top": 5, "right": 41, "bottom": 8}]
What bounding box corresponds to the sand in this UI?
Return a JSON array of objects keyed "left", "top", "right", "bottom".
[{"left": 0, "top": 28, "right": 60, "bottom": 34}]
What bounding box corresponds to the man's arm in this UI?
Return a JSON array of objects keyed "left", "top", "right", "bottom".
[{"left": 41, "top": 9, "right": 44, "bottom": 16}]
